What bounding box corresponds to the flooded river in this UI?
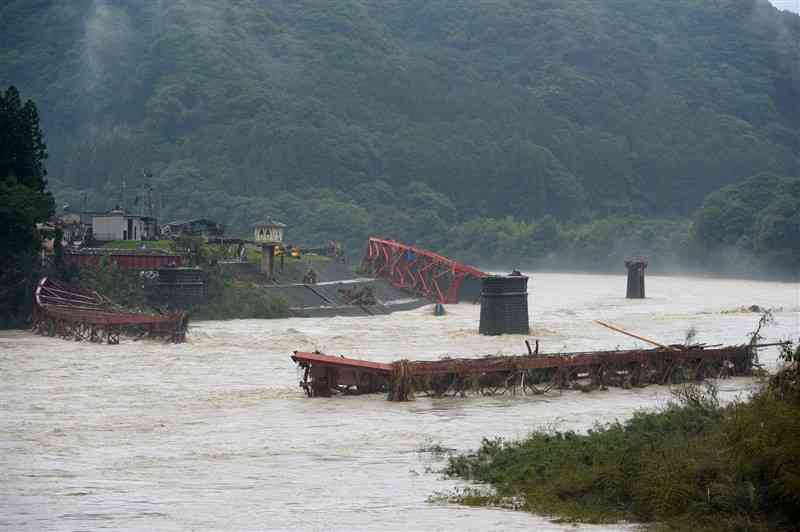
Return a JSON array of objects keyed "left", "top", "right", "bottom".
[{"left": 1, "top": 273, "right": 797, "bottom": 531}]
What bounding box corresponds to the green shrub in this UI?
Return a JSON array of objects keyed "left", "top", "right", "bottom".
[{"left": 77, "top": 258, "right": 149, "bottom": 310}]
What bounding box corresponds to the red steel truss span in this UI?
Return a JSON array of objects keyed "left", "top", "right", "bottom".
[{"left": 362, "top": 237, "right": 487, "bottom": 304}]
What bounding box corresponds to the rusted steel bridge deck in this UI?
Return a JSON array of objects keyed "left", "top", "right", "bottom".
[
  {"left": 33, "top": 277, "right": 188, "bottom": 344},
  {"left": 291, "top": 351, "right": 392, "bottom": 397},
  {"left": 292, "top": 343, "right": 757, "bottom": 401}
]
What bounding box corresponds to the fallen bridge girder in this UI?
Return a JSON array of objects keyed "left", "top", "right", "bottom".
[{"left": 292, "top": 344, "right": 757, "bottom": 401}]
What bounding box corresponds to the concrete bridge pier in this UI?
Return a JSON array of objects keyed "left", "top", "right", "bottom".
[{"left": 625, "top": 259, "right": 648, "bottom": 299}]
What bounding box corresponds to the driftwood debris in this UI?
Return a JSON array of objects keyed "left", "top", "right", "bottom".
[
  {"left": 595, "top": 320, "right": 681, "bottom": 351},
  {"left": 338, "top": 286, "right": 376, "bottom": 306}
]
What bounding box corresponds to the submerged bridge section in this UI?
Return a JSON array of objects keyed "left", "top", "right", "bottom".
[
  {"left": 292, "top": 343, "right": 760, "bottom": 401},
  {"left": 362, "top": 237, "right": 487, "bottom": 304}
]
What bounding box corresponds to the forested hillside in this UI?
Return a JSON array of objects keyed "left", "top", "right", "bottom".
[{"left": 1, "top": 0, "right": 798, "bottom": 273}]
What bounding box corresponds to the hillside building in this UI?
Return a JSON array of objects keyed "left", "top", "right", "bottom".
[{"left": 92, "top": 209, "right": 158, "bottom": 241}]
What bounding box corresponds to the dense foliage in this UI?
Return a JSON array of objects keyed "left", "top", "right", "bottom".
[
  {"left": 190, "top": 272, "right": 290, "bottom": 321},
  {"left": 1, "top": 1, "right": 798, "bottom": 273},
  {"left": 441, "top": 215, "right": 692, "bottom": 273},
  {"left": 0, "top": 86, "right": 54, "bottom": 327},
  {"left": 74, "top": 258, "right": 149, "bottom": 310},
  {"left": 444, "top": 345, "right": 800, "bottom": 531},
  {"left": 691, "top": 173, "right": 800, "bottom": 277}
]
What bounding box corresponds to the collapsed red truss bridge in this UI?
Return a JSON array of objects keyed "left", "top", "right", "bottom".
[{"left": 362, "top": 237, "right": 487, "bottom": 304}]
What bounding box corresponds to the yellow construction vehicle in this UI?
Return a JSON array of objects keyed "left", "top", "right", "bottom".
[{"left": 274, "top": 245, "right": 301, "bottom": 258}]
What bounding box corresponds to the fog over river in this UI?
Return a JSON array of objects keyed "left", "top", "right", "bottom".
[{"left": 1, "top": 273, "right": 798, "bottom": 531}]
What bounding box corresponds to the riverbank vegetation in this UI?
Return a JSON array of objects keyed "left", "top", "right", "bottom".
[
  {"left": 442, "top": 344, "right": 800, "bottom": 531},
  {"left": 73, "top": 253, "right": 289, "bottom": 322},
  {"left": 52, "top": 235, "right": 292, "bottom": 322},
  {"left": 189, "top": 267, "right": 289, "bottom": 321}
]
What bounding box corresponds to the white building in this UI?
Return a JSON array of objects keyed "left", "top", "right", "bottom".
[{"left": 92, "top": 209, "right": 158, "bottom": 242}]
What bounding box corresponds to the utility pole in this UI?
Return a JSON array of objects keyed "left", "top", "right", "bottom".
[
  {"left": 142, "top": 170, "right": 154, "bottom": 217},
  {"left": 119, "top": 177, "right": 127, "bottom": 211}
]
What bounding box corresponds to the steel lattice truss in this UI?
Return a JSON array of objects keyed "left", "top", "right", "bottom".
[{"left": 362, "top": 237, "right": 486, "bottom": 304}]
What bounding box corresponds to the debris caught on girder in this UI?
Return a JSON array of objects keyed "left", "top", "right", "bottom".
[
  {"left": 302, "top": 268, "right": 318, "bottom": 285},
  {"left": 338, "top": 286, "right": 376, "bottom": 306},
  {"left": 594, "top": 320, "right": 680, "bottom": 351},
  {"left": 291, "top": 338, "right": 780, "bottom": 401}
]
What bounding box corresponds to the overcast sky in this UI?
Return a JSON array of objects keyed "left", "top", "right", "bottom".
[{"left": 770, "top": 0, "right": 800, "bottom": 13}]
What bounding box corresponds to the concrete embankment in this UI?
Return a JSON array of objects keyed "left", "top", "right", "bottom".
[
  {"left": 262, "top": 278, "right": 427, "bottom": 317},
  {"left": 221, "top": 257, "right": 428, "bottom": 317}
]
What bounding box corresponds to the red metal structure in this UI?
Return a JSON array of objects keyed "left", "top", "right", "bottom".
[
  {"left": 33, "top": 277, "right": 187, "bottom": 344},
  {"left": 292, "top": 351, "right": 392, "bottom": 397},
  {"left": 292, "top": 343, "right": 761, "bottom": 401},
  {"left": 362, "top": 237, "right": 487, "bottom": 304}
]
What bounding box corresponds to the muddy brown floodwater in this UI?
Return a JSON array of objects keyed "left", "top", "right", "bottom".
[{"left": 1, "top": 273, "right": 798, "bottom": 531}]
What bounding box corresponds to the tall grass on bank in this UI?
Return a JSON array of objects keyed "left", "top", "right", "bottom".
[
  {"left": 443, "top": 344, "right": 800, "bottom": 531},
  {"left": 190, "top": 276, "right": 289, "bottom": 320}
]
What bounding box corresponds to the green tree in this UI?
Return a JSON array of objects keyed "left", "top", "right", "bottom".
[
  {"left": 691, "top": 173, "right": 800, "bottom": 276},
  {"left": 0, "top": 86, "right": 54, "bottom": 327},
  {"left": 0, "top": 86, "right": 49, "bottom": 192},
  {"left": 753, "top": 195, "right": 800, "bottom": 276}
]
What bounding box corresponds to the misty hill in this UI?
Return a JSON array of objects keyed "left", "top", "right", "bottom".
[{"left": 1, "top": 0, "right": 798, "bottom": 265}]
